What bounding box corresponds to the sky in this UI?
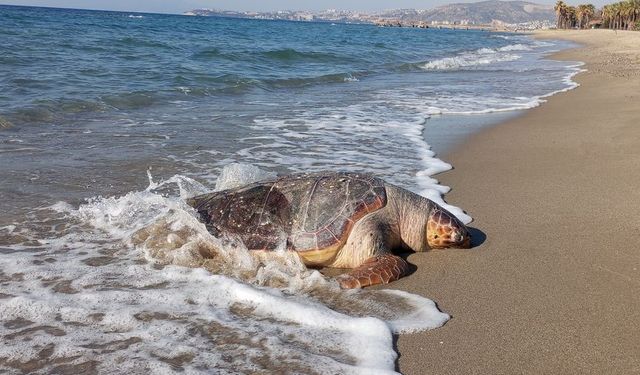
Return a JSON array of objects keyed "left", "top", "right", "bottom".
[
  {"left": 0, "top": 0, "right": 608, "bottom": 13},
  {"left": 0, "top": 0, "right": 553, "bottom": 13}
]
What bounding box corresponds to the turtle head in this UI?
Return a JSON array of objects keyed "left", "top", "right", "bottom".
[{"left": 426, "top": 205, "right": 471, "bottom": 249}]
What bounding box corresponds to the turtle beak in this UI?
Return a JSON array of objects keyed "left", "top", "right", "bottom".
[
  {"left": 447, "top": 230, "right": 471, "bottom": 249},
  {"left": 460, "top": 234, "right": 471, "bottom": 249},
  {"left": 453, "top": 228, "right": 472, "bottom": 249}
]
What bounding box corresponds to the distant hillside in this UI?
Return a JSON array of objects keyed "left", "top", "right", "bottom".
[
  {"left": 401, "top": 0, "right": 556, "bottom": 24},
  {"left": 186, "top": 1, "right": 556, "bottom": 26}
]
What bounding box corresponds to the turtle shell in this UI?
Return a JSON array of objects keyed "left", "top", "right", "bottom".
[{"left": 187, "top": 172, "right": 387, "bottom": 264}]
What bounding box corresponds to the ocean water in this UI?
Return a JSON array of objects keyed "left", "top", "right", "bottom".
[{"left": 0, "top": 5, "right": 581, "bottom": 374}]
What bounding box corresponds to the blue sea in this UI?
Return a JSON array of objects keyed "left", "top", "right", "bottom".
[{"left": 0, "top": 5, "right": 580, "bottom": 374}]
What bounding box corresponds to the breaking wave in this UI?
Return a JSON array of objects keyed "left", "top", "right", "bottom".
[
  {"left": 0, "top": 165, "right": 450, "bottom": 374},
  {"left": 421, "top": 46, "right": 523, "bottom": 70}
]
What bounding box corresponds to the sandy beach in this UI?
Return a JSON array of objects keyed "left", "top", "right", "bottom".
[{"left": 395, "top": 29, "right": 640, "bottom": 374}]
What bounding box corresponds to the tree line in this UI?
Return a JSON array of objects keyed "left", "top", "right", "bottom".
[{"left": 554, "top": 0, "right": 640, "bottom": 30}]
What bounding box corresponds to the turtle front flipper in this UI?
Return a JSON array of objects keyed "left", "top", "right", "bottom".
[{"left": 337, "top": 254, "right": 409, "bottom": 288}]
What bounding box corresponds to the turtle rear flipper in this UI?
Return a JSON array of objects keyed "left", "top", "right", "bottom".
[{"left": 337, "top": 254, "right": 409, "bottom": 288}]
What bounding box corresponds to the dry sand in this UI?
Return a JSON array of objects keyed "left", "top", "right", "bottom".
[{"left": 394, "top": 30, "right": 640, "bottom": 374}]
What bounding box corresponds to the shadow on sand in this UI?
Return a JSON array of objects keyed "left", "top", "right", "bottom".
[{"left": 393, "top": 226, "right": 486, "bottom": 371}]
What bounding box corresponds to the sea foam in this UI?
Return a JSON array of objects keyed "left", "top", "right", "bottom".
[
  {"left": 247, "top": 104, "right": 472, "bottom": 224},
  {"left": 0, "top": 166, "right": 450, "bottom": 374},
  {"left": 421, "top": 46, "right": 522, "bottom": 71}
]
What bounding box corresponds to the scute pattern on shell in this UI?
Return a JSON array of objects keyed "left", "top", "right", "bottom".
[{"left": 187, "top": 172, "right": 387, "bottom": 253}]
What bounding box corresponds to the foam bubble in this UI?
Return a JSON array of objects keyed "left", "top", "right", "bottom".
[
  {"left": 214, "top": 162, "right": 277, "bottom": 191},
  {"left": 0, "top": 171, "right": 449, "bottom": 374},
  {"left": 476, "top": 47, "right": 496, "bottom": 54},
  {"left": 498, "top": 44, "right": 531, "bottom": 51}
]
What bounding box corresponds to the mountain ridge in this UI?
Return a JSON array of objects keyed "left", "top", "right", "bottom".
[
  {"left": 186, "top": 1, "right": 556, "bottom": 25},
  {"left": 412, "top": 0, "right": 555, "bottom": 24}
]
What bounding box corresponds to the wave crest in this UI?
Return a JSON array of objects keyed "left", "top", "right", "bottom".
[
  {"left": 261, "top": 48, "right": 345, "bottom": 63},
  {"left": 421, "top": 47, "right": 521, "bottom": 71}
]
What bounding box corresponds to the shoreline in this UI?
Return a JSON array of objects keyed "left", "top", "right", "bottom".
[
  {"left": 395, "top": 29, "right": 640, "bottom": 374},
  {"left": 423, "top": 35, "right": 584, "bottom": 157}
]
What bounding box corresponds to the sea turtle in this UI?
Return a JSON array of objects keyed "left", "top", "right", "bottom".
[{"left": 187, "top": 172, "right": 471, "bottom": 288}]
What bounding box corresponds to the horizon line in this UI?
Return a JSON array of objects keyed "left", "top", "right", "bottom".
[{"left": 0, "top": 1, "right": 547, "bottom": 16}]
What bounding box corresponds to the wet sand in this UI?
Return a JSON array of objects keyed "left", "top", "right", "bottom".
[{"left": 394, "top": 29, "right": 640, "bottom": 374}]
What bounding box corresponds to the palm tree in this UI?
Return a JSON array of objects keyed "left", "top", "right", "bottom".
[
  {"left": 629, "top": 0, "right": 640, "bottom": 28},
  {"left": 576, "top": 4, "right": 586, "bottom": 28},
  {"left": 576, "top": 4, "right": 596, "bottom": 28},
  {"left": 584, "top": 4, "right": 596, "bottom": 28},
  {"left": 618, "top": 1, "right": 629, "bottom": 28},
  {"left": 623, "top": 0, "right": 640, "bottom": 28},
  {"left": 611, "top": 2, "right": 622, "bottom": 29},
  {"left": 555, "top": 0, "right": 568, "bottom": 28},
  {"left": 620, "top": 1, "right": 629, "bottom": 29},
  {"left": 602, "top": 4, "right": 612, "bottom": 28},
  {"left": 566, "top": 0, "right": 640, "bottom": 30},
  {"left": 567, "top": 6, "right": 578, "bottom": 28}
]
